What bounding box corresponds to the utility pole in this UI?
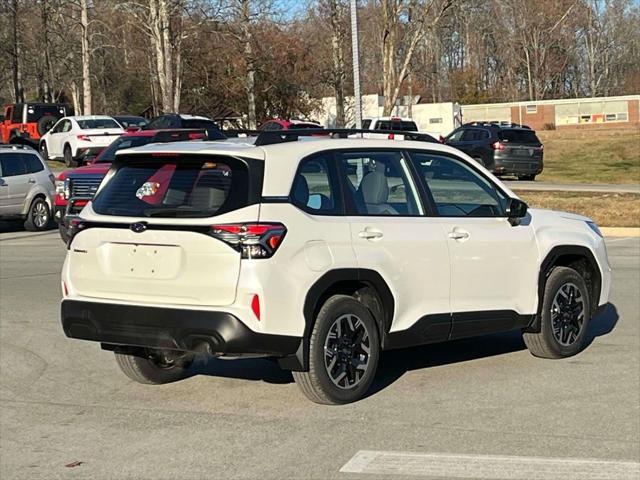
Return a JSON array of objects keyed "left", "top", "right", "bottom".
[{"left": 350, "top": 0, "right": 362, "bottom": 129}]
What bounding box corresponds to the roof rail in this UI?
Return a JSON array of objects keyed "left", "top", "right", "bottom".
[
  {"left": 235, "top": 128, "right": 438, "bottom": 147},
  {"left": 462, "top": 121, "right": 531, "bottom": 129}
]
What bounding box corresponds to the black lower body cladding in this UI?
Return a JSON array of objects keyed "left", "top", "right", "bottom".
[{"left": 61, "top": 300, "right": 301, "bottom": 356}]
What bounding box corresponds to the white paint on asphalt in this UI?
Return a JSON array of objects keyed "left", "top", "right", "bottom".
[{"left": 340, "top": 450, "right": 640, "bottom": 479}]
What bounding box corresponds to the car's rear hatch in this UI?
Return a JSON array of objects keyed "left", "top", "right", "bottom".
[
  {"left": 79, "top": 128, "right": 124, "bottom": 147},
  {"left": 67, "top": 153, "right": 262, "bottom": 307},
  {"left": 497, "top": 128, "right": 543, "bottom": 160}
]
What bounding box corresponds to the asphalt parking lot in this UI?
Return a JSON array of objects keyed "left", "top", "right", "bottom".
[{"left": 0, "top": 229, "right": 638, "bottom": 480}]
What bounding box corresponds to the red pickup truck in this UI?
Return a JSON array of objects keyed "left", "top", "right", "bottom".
[{"left": 1, "top": 103, "right": 69, "bottom": 147}]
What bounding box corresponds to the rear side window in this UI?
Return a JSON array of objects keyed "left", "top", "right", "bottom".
[
  {"left": 499, "top": 129, "right": 540, "bottom": 144},
  {"left": 182, "top": 119, "right": 218, "bottom": 129},
  {"left": 291, "top": 153, "right": 340, "bottom": 214},
  {"left": 92, "top": 156, "right": 251, "bottom": 218},
  {"left": 0, "top": 153, "right": 27, "bottom": 176},
  {"left": 24, "top": 154, "right": 44, "bottom": 173}
]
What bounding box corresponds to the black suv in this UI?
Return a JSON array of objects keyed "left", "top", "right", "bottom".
[
  {"left": 444, "top": 122, "right": 543, "bottom": 180},
  {"left": 145, "top": 113, "right": 225, "bottom": 139}
]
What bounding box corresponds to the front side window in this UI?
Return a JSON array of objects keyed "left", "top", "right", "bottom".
[
  {"left": 291, "top": 153, "right": 339, "bottom": 214},
  {"left": 446, "top": 129, "right": 464, "bottom": 142},
  {"left": 11, "top": 105, "right": 23, "bottom": 123},
  {"left": 0, "top": 153, "right": 27, "bottom": 177},
  {"left": 337, "top": 150, "right": 422, "bottom": 216},
  {"left": 409, "top": 151, "right": 508, "bottom": 217},
  {"left": 92, "top": 156, "right": 250, "bottom": 218}
]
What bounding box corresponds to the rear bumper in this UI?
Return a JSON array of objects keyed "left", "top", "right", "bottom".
[
  {"left": 493, "top": 155, "right": 543, "bottom": 175},
  {"left": 61, "top": 300, "right": 301, "bottom": 356}
]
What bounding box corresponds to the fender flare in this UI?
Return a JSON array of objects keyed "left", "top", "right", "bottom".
[
  {"left": 278, "top": 268, "right": 395, "bottom": 372},
  {"left": 527, "top": 245, "right": 602, "bottom": 333}
]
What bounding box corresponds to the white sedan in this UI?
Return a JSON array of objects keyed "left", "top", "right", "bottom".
[{"left": 39, "top": 115, "right": 124, "bottom": 167}]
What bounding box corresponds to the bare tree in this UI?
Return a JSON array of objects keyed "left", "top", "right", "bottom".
[
  {"left": 9, "top": 0, "right": 24, "bottom": 103},
  {"left": 381, "top": 0, "right": 453, "bottom": 115},
  {"left": 325, "top": 0, "right": 347, "bottom": 126}
]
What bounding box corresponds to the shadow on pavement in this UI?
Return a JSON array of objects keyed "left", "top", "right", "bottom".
[{"left": 190, "top": 303, "right": 619, "bottom": 393}]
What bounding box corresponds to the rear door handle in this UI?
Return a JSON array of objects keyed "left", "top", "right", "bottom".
[
  {"left": 28, "top": 178, "right": 36, "bottom": 184},
  {"left": 448, "top": 230, "right": 470, "bottom": 240},
  {"left": 358, "top": 228, "right": 384, "bottom": 240}
]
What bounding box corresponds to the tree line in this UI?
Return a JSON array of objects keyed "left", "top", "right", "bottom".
[{"left": 1, "top": 0, "right": 638, "bottom": 127}]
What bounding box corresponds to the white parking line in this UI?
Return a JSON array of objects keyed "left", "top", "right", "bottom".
[{"left": 340, "top": 450, "right": 640, "bottom": 480}]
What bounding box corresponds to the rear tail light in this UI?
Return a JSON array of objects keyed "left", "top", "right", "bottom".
[
  {"left": 66, "top": 219, "right": 87, "bottom": 248},
  {"left": 209, "top": 223, "right": 286, "bottom": 259},
  {"left": 77, "top": 134, "right": 91, "bottom": 141},
  {"left": 438, "top": 135, "right": 445, "bottom": 143},
  {"left": 492, "top": 141, "right": 506, "bottom": 151},
  {"left": 387, "top": 133, "right": 395, "bottom": 140}
]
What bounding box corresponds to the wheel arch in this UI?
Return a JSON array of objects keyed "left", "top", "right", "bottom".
[
  {"left": 527, "top": 245, "right": 602, "bottom": 333},
  {"left": 22, "top": 191, "right": 48, "bottom": 216},
  {"left": 278, "top": 268, "right": 394, "bottom": 372}
]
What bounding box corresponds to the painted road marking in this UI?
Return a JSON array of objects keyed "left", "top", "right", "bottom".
[{"left": 340, "top": 450, "right": 640, "bottom": 480}]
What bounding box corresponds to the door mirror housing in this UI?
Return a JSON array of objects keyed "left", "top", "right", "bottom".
[{"left": 506, "top": 198, "right": 528, "bottom": 226}]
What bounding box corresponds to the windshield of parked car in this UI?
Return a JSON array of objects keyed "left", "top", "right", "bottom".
[
  {"left": 115, "top": 116, "right": 148, "bottom": 128},
  {"left": 92, "top": 156, "right": 250, "bottom": 218},
  {"left": 95, "top": 136, "right": 155, "bottom": 163},
  {"left": 77, "top": 118, "right": 120, "bottom": 129},
  {"left": 377, "top": 120, "right": 419, "bottom": 132},
  {"left": 26, "top": 105, "right": 66, "bottom": 122},
  {"left": 499, "top": 129, "right": 540, "bottom": 144}
]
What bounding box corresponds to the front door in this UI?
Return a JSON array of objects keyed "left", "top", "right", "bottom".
[
  {"left": 407, "top": 150, "right": 540, "bottom": 339},
  {"left": 335, "top": 149, "right": 452, "bottom": 347}
]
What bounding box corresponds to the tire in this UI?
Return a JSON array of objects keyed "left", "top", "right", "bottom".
[
  {"left": 523, "top": 266, "right": 591, "bottom": 359},
  {"left": 24, "top": 197, "right": 51, "bottom": 232},
  {"left": 114, "top": 349, "right": 194, "bottom": 385},
  {"left": 63, "top": 145, "right": 77, "bottom": 167},
  {"left": 292, "top": 295, "right": 380, "bottom": 405},
  {"left": 58, "top": 221, "right": 70, "bottom": 244},
  {"left": 37, "top": 115, "right": 57, "bottom": 136},
  {"left": 518, "top": 174, "right": 536, "bottom": 181},
  {"left": 40, "top": 142, "right": 49, "bottom": 161}
]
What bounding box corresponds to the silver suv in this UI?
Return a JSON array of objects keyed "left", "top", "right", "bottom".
[{"left": 0, "top": 145, "right": 55, "bottom": 231}]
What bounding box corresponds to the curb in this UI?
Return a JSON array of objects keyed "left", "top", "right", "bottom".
[{"left": 601, "top": 227, "right": 640, "bottom": 237}]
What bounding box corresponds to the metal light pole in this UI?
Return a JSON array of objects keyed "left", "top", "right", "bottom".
[{"left": 350, "top": 0, "right": 363, "bottom": 129}]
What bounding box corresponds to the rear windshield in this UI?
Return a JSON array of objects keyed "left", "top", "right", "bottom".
[
  {"left": 26, "top": 105, "right": 66, "bottom": 122},
  {"left": 95, "top": 136, "right": 154, "bottom": 163},
  {"left": 115, "top": 116, "right": 148, "bottom": 128},
  {"left": 376, "top": 120, "right": 418, "bottom": 132},
  {"left": 92, "top": 157, "right": 250, "bottom": 218},
  {"left": 77, "top": 118, "right": 120, "bottom": 129},
  {"left": 499, "top": 129, "right": 540, "bottom": 144}
]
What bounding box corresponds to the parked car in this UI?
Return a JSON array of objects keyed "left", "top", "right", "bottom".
[
  {"left": 354, "top": 116, "right": 420, "bottom": 132},
  {"left": 113, "top": 115, "right": 149, "bottom": 130},
  {"left": 444, "top": 122, "right": 544, "bottom": 180},
  {"left": 145, "top": 114, "right": 225, "bottom": 139},
  {"left": 0, "top": 145, "right": 55, "bottom": 231},
  {"left": 1, "top": 103, "right": 69, "bottom": 147},
  {"left": 39, "top": 115, "right": 124, "bottom": 167},
  {"left": 54, "top": 129, "right": 219, "bottom": 243},
  {"left": 60, "top": 130, "right": 610, "bottom": 404},
  {"left": 259, "top": 119, "right": 323, "bottom": 130}
]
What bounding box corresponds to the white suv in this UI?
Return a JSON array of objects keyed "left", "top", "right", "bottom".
[{"left": 60, "top": 132, "right": 611, "bottom": 404}]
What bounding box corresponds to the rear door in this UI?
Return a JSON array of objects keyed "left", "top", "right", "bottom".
[
  {"left": 0, "top": 153, "right": 29, "bottom": 213},
  {"left": 337, "top": 149, "right": 452, "bottom": 344},
  {"left": 69, "top": 155, "right": 261, "bottom": 307},
  {"left": 49, "top": 119, "right": 71, "bottom": 157}
]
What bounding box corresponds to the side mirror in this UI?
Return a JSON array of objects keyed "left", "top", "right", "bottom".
[{"left": 506, "top": 198, "right": 528, "bottom": 226}]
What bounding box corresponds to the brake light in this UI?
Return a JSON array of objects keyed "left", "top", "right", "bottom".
[
  {"left": 492, "top": 141, "right": 506, "bottom": 151},
  {"left": 77, "top": 134, "right": 91, "bottom": 141},
  {"left": 66, "top": 219, "right": 87, "bottom": 248},
  {"left": 438, "top": 135, "right": 445, "bottom": 143},
  {"left": 388, "top": 133, "right": 395, "bottom": 140},
  {"left": 209, "top": 223, "right": 287, "bottom": 259}
]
